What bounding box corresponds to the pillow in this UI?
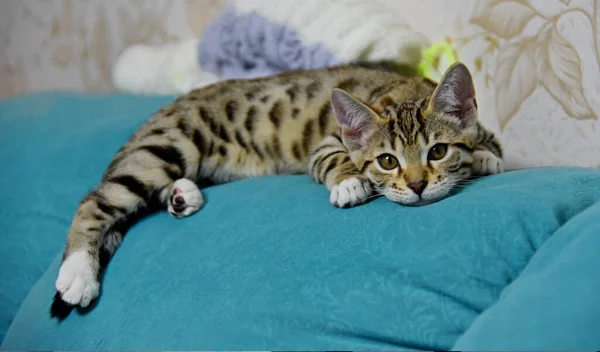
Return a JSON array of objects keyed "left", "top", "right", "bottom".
[
  {"left": 198, "top": 0, "right": 427, "bottom": 80},
  {"left": 113, "top": 0, "right": 428, "bottom": 95},
  {"left": 453, "top": 200, "right": 600, "bottom": 350},
  {"left": 3, "top": 166, "right": 600, "bottom": 350},
  {"left": 0, "top": 93, "right": 175, "bottom": 342}
]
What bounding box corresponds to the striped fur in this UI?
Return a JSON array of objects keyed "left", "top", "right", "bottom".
[{"left": 51, "top": 63, "right": 502, "bottom": 317}]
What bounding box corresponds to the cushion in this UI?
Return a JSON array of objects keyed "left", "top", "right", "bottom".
[
  {"left": 2, "top": 93, "right": 600, "bottom": 350},
  {"left": 113, "top": 0, "right": 427, "bottom": 95},
  {"left": 0, "top": 93, "right": 174, "bottom": 342},
  {"left": 198, "top": 0, "right": 426, "bottom": 80},
  {"left": 454, "top": 200, "right": 600, "bottom": 350}
]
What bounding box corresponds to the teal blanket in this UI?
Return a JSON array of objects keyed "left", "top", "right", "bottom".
[{"left": 1, "top": 93, "right": 599, "bottom": 350}]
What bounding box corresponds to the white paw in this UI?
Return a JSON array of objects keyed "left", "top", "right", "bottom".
[
  {"left": 473, "top": 150, "right": 504, "bottom": 175},
  {"left": 55, "top": 251, "right": 99, "bottom": 307},
  {"left": 168, "top": 178, "right": 203, "bottom": 218},
  {"left": 330, "top": 177, "right": 373, "bottom": 208}
]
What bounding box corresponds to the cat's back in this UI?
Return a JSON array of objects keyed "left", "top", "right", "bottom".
[
  {"left": 182, "top": 65, "right": 435, "bottom": 107},
  {"left": 145, "top": 65, "right": 436, "bottom": 128}
]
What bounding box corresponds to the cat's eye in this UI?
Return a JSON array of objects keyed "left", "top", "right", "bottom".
[
  {"left": 428, "top": 143, "right": 448, "bottom": 161},
  {"left": 377, "top": 154, "right": 399, "bottom": 170}
]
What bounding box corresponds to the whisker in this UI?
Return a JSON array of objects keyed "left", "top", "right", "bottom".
[
  {"left": 452, "top": 177, "right": 478, "bottom": 186},
  {"left": 454, "top": 180, "right": 477, "bottom": 187},
  {"left": 363, "top": 193, "right": 384, "bottom": 202}
]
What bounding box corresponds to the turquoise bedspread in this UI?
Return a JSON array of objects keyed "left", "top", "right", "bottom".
[{"left": 1, "top": 93, "right": 599, "bottom": 350}]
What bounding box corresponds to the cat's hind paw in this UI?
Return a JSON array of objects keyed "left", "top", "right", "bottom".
[
  {"left": 473, "top": 150, "right": 504, "bottom": 175},
  {"left": 167, "top": 178, "right": 203, "bottom": 219},
  {"left": 55, "top": 251, "right": 99, "bottom": 308},
  {"left": 330, "top": 177, "right": 373, "bottom": 208}
]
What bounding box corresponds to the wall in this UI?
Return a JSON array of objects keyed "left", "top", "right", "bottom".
[{"left": 0, "top": 0, "right": 225, "bottom": 98}]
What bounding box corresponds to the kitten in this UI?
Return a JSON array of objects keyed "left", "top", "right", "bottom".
[{"left": 50, "top": 62, "right": 503, "bottom": 318}]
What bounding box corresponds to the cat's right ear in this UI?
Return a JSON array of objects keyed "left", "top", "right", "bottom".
[{"left": 331, "top": 88, "right": 379, "bottom": 151}]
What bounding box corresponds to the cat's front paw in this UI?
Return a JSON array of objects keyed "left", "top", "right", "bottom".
[
  {"left": 168, "top": 178, "right": 204, "bottom": 219},
  {"left": 473, "top": 150, "right": 504, "bottom": 175},
  {"left": 330, "top": 177, "right": 373, "bottom": 208},
  {"left": 55, "top": 251, "right": 99, "bottom": 307}
]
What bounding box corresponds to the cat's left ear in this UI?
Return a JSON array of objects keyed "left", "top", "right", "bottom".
[
  {"left": 427, "top": 62, "right": 477, "bottom": 128},
  {"left": 331, "top": 88, "right": 380, "bottom": 151}
]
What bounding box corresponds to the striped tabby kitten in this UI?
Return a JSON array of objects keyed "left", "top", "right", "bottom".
[{"left": 51, "top": 62, "right": 503, "bottom": 317}]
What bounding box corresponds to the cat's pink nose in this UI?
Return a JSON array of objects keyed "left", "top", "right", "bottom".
[{"left": 407, "top": 180, "right": 427, "bottom": 196}]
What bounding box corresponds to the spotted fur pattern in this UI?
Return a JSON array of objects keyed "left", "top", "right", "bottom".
[{"left": 50, "top": 63, "right": 502, "bottom": 317}]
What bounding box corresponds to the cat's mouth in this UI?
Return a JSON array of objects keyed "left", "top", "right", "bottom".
[
  {"left": 383, "top": 192, "right": 445, "bottom": 207},
  {"left": 382, "top": 185, "right": 452, "bottom": 206}
]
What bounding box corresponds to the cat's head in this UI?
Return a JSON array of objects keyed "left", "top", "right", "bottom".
[{"left": 332, "top": 62, "right": 478, "bottom": 206}]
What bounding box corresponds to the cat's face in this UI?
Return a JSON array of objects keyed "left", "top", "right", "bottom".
[
  {"left": 332, "top": 63, "right": 478, "bottom": 206},
  {"left": 354, "top": 104, "right": 475, "bottom": 205}
]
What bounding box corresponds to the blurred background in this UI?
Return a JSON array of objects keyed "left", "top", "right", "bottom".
[
  {"left": 0, "top": 0, "right": 225, "bottom": 98},
  {"left": 0, "top": 0, "right": 468, "bottom": 99},
  {"left": 1, "top": 0, "right": 599, "bottom": 168}
]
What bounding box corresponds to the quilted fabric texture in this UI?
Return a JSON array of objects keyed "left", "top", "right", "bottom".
[
  {"left": 0, "top": 93, "right": 174, "bottom": 342},
  {"left": 1, "top": 93, "right": 600, "bottom": 350},
  {"left": 454, "top": 200, "right": 600, "bottom": 350}
]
